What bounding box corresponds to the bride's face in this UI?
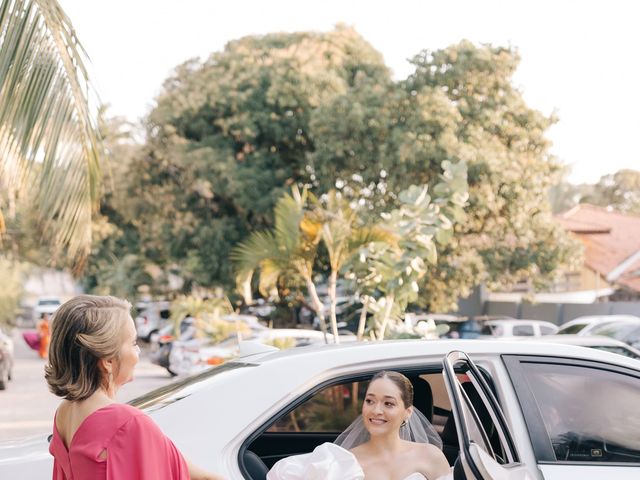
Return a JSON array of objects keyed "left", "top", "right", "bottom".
[{"left": 362, "top": 377, "right": 412, "bottom": 437}]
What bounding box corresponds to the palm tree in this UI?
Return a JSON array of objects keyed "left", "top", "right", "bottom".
[
  {"left": 0, "top": 0, "right": 102, "bottom": 268},
  {"left": 231, "top": 187, "right": 330, "bottom": 341},
  {"left": 317, "top": 191, "right": 394, "bottom": 343}
]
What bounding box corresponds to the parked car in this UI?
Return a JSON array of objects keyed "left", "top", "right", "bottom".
[
  {"left": 557, "top": 314, "right": 640, "bottom": 335},
  {"left": 2, "top": 339, "right": 640, "bottom": 479},
  {"left": 34, "top": 296, "right": 61, "bottom": 318},
  {"left": 587, "top": 318, "right": 640, "bottom": 350},
  {"left": 0, "top": 327, "right": 14, "bottom": 390},
  {"left": 480, "top": 319, "right": 558, "bottom": 337},
  {"left": 134, "top": 301, "right": 171, "bottom": 341},
  {"left": 152, "top": 315, "right": 266, "bottom": 376},
  {"left": 168, "top": 327, "right": 352, "bottom": 376},
  {"left": 503, "top": 334, "right": 640, "bottom": 360}
]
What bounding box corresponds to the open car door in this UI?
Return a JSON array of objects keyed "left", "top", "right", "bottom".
[{"left": 442, "top": 351, "right": 536, "bottom": 480}]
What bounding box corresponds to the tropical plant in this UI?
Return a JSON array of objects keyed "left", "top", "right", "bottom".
[
  {"left": 0, "top": 0, "right": 102, "bottom": 268},
  {"left": 231, "top": 186, "right": 329, "bottom": 340},
  {"left": 314, "top": 190, "right": 392, "bottom": 342},
  {"left": 169, "top": 294, "right": 236, "bottom": 342},
  {"left": 351, "top": 160, "right": 468, "bottom": 339}
]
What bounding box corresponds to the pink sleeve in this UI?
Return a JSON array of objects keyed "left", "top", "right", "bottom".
[{"left": 105, "top": 412, "right": 189, "bottom": 479}]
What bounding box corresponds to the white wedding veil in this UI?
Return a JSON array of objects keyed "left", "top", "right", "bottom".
[{"left": 334, "top": 407, "right": 443, "bottom": 450}]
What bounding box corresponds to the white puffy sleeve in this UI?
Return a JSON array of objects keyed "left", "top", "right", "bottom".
[{"left": 267, "top": 442, "right": 364, "bottom": 480}]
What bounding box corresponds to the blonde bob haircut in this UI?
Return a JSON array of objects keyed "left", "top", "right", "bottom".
[{"left": 45, "top": 295, "right": 132, "bottom": 401}]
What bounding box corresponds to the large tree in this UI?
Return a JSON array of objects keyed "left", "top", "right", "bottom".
[
  {"left": 128, "top": 26, "right": 389, "bottom": 290},
  {"left": 98, "top": 31, "right": 578, "bottom": 311},
  {"left": 310, "top": 40, "right": 579, "bottom": 310}
]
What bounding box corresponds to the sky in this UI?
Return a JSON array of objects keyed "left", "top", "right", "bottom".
[{"left": 59, "top": 0, "right": 639, "bottom": 185}]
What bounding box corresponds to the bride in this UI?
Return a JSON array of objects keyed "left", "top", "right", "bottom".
[{"left": 267, "top": 371, "right": 451, "bottom": 480}]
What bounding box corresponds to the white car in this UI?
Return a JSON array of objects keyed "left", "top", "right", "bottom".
[
  {"left": 2, "top": 340, "right": 640, "bottom": 479},
  {"left": 557, "top": 314, "right": 640, "bottom": 336},
  {"left": 34, "top": 296, "right": 61, "bottom": 318},
  {"left": 0, "top": 327, "right": 14, "bottom": 390},
  {"left": 480, "top": 319, "right": 558, "bottom": 337},
  {"left": 134, "top": 301, "right": 172, "bottom": 341},
  {"left": 168, "top": 327, "right": 353, "bottom": 376},
  {"left": 501, "top": 334, "right": 640, "bottom": 360}
]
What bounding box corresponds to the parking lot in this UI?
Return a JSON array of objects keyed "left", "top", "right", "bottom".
[{"left": 0, "top": 328, "right": 176, "bottom": 441}]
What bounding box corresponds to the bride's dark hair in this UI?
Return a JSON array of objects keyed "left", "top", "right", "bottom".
[{"left": 370, "top": 371, "right": 413, "bottom": 407}]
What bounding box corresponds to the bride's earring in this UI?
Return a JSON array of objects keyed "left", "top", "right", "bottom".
[{"left": 400, "top": 419, "right": 407, "bottom": 427}]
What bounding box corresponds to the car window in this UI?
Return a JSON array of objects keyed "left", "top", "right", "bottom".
[
  {"left": 267, "top": 380, "right": 367, "bottom": 432},
  {"left": 443, "top": 356, "right": 515, "bottom": 466},
  {"left": 557, "top": 323, "right": 586, "bottom": 334},
  {"left": 539, "top": 325, "right": 556, "bottom": 335},
  {"left": 512, "top": 324, "right": 534, "bottom": 336},
  {"left": 160, "top": 309, "right": 171, "bottom": 320},
  {"left": 267, "top": 372, "right": 447, "bottom": 434},
  {"left": 591, "top": 322, "right": 639, "bottom": 341},
  {"left": 518, "top": 362, "right": 640, "bottom": 463}
]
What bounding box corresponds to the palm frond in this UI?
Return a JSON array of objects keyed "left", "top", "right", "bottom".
[
  {"left": 273, "top": 193, "right": 303, "bottom": 253},
  {"left": 0, "top": 0, "right": 102, "bottom": 268},
  {"left": 230, "top": 230, "right": 280, "bottom": 272}
]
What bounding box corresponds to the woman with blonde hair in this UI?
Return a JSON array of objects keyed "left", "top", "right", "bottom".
[{"left": 45, "top": 295, "right": 223, "bottom": 480}]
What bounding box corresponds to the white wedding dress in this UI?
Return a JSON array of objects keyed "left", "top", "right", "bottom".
[{"left": 267, "top": 443, "right": 441, "bottom": 480}]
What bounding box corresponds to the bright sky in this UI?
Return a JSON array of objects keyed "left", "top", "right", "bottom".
[{"left": 60, "top": 0, "right": 639, "bottom": 184}]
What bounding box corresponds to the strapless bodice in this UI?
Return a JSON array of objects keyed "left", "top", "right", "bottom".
[
  {"left": 404, "top": 473, "right": 428, "bottom": 480},
  {"left": 266, "top": 443, "right": 434, "bottom": 480}
]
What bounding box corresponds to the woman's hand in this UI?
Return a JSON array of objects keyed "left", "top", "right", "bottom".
[{"left": 186, "top": 458, "right": 226, "bottom": 480}]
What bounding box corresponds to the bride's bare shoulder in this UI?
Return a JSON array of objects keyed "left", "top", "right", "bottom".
[{"left": 409, "top": 443, "right": 451, "bottom": 476}]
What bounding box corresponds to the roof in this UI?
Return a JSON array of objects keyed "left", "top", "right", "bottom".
[{"left": 556, "top": 204, "right": 640, "bottom": 292}]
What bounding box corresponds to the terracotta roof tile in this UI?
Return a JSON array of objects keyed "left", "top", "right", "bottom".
[{"left": 555, "top": 204, "right": 640, "bottom": 292}]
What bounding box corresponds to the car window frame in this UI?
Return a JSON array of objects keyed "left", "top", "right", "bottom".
[
  {"left": 239, "top": 362, "right": 488, "bottom": 478},
  {"left": 502, "top": 354, "right": 640, "bottom": 466}
]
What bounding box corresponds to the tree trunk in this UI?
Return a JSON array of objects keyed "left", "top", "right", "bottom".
[
  {"left": 357, "top": 298, "right": 369, "bottom": 341},
  {"left": 306, "top": 277, "right": 329, "bottom": 343},
  {"left": 328, "top": 269, "right": 340, "bottom": 344},
  {"left": 377, "top": 293, "right": 395, "bottom": 340}
]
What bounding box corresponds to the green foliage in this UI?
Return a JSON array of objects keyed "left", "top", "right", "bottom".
[
  {"left": 0, "top": 0, "right": 102, "bottom": 269},
  {"left": 169, "top": 294, "right": 236, "bottom": 342},
  {"left": 0, "top": 256, "right": 29, "bottom": 328},
  {"left": 76, "top": 31, "right": 578, "bottom": 318}
]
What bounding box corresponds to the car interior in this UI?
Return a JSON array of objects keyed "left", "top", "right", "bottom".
[{"left": 238, "top": 366, "right": 504, "bottom": 480}]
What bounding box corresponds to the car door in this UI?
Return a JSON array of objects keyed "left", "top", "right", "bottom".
[
  {"left": 442, "top": 351, "right": 536, "bottom": 480},
  {"left": 503, "top": 355, "right": 640, "bottom": 480}
]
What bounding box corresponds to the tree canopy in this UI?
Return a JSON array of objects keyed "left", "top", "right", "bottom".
[{"left": 84, "top": 28, "right": 578, "bottom": 312}]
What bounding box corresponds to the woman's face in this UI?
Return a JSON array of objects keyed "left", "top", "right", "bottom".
[
  {"left": 113, "top": 317, "right": 140, "bottom": 387},
  {"left": 362, "top": 377, "right": 412, "bottom": 437}
]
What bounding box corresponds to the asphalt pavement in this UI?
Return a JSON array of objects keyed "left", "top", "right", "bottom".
[{"left": 0, "top": 327, "right": 177, "bottom": 442}]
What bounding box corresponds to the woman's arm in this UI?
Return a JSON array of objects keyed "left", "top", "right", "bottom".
[{"left": 186, "top": 458, "right": 226, "bottom": 480}]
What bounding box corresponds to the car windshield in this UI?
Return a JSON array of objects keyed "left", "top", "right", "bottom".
[
  {"left": 591, "top": 322, "right": 640, "bottom": 340},
  {"left": 38, "top": 300, "right": 60, "bottom": 306},
  {"left": 129, "top": 361, "right": 255, "bottom": 412},
  {"left": 557, "top": 323, "right": 586, "bottom": 334}
]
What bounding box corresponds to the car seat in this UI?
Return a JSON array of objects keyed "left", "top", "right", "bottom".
[
  {"left": 408, "top": 375, "right": 434, "bottom": 423},
  {"left": 243, "top": 450, "right": 269, "bottom": 480}
]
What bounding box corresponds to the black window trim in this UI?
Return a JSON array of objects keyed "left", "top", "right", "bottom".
[
  {"left": 502, "top": 354, "right": 640, "bottom": 466},
  {"left": 238, "top": 363, "right": 461, "bottom": 479},
  {"left": 444, "top": 352, "right": 521, "bottom": 466}
]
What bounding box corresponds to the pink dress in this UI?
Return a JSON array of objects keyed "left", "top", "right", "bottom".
[{"left": 49, "top": 403, "right": 189, "bottom": 479}]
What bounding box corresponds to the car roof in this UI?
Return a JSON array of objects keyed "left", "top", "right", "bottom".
[
  {"left": 566, "top": 314, "right": 640, "bottom": 324},
  {"left": 241, "top": 338, "right": 640, "bottom": 370},
  {"left": 506, "top": 334, "right": 632, "bottom": 347},
  {"left": 484, "top": 319, "right": 557, "bottom": 327}
]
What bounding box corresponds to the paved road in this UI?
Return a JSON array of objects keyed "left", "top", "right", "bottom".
[{"left": 0, "top": 328, "right": 177, "bottom": 441}]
